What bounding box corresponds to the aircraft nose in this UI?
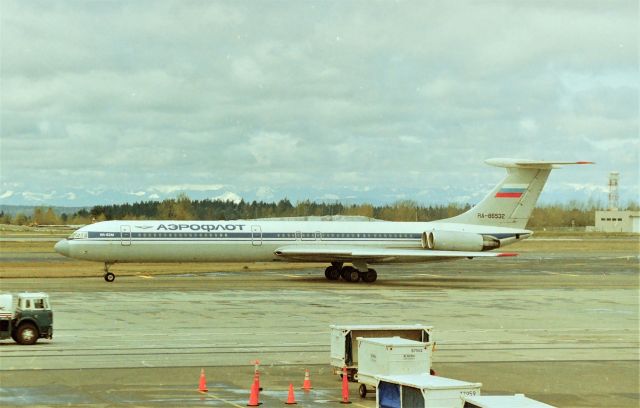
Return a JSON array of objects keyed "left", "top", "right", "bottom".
[{"left": 54, "top": 240, "right": 70, "bottom": 257}]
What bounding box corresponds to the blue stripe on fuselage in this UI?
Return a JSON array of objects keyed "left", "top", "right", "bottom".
[{"left": 83, "top": 231, "right": 523, "bottom": 241}]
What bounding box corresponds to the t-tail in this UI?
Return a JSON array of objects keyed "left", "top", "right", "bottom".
[{"left": 441, "top": 158, "right": 594, "bottom": 229}]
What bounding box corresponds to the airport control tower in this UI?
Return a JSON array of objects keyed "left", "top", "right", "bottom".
[
  {"left": 596, "top": 171, "right": 639, "bottom": 233},
  {"left": 608, "top": 171, "right": 619, "bottom": 211}
]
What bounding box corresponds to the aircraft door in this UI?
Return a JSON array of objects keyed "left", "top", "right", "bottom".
[
  {"left": 120, "top": 225, "right": 131, "bottom": 246},
  {"left": 302, "top": 231, "right": 320, "bottom": 241},
  {"left": 251, "top": 225, "right": 262, "bottom": 246}
]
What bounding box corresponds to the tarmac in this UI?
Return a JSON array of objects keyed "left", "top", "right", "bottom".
[{"left": 0, "top": 239, "right": 638, "bottom": 407}]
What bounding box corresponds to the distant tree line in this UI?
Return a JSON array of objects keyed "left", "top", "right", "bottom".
[{"left": 1, "top": 194, "right": 637, "bottom": 229}]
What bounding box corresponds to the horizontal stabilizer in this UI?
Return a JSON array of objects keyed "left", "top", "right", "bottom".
[{"left": 485, "top": 158, "right": 594, "bottom": 169}]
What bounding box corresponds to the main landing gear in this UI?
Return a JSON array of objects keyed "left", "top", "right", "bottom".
[
  {"left": 103, "top": 262, "right": 115, "bottom": 282},
  {"left": 324, "top": 262, "right": 378, "bottom": 283}
]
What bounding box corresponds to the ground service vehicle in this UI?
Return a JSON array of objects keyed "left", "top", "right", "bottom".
[
  {"left": 356, "top": 337, "right": 433, "bottom": 398},
  {"left": 375, "top": 373, "right": 481, "bottom": 408},
  {"left": 330, "top": 324, "right": 433, "bottom": 381},
  {"left": 0, "top": 292, "right": 53, "bottom": 345}
]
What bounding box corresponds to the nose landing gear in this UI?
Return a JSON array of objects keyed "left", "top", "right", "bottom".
[{"left": 103, "top": 262, "right": 116, "bottom": 282}]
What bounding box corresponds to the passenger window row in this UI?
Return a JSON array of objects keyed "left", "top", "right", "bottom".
[{"left": 87, "top": 232, "right": 418, "bottom": 239}]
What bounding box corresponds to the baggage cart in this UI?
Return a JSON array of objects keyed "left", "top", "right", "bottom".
[
  {"left": 330, "top": 324, "right": 433, "bottom": 381},
  {"left": 375, "top": 373, "right": 481, "bottom": 408},
  {"left": 462, "top": 394, "right": 556, "bottom": 408},
  {"left": 356, "top": 337, "right": 432, "bottom": 398}
]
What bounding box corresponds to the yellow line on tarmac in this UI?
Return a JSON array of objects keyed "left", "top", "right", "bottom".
[
  {"left": 202, "top": 391, "right": 245, "bottom": 408},
  {"left": 312, "top": 388, "right": 370, "bottom": 407},
  {"left": 543, "top": 271, "right": 580, "bottom": 277},
  {"left": 202, "top": 387, "right": 370, "bottom": 407}
]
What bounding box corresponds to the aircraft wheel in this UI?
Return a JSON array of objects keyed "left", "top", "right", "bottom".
[
  {"left": 342, "top": 266, "right": 360, "bottom": 282},
  {"left": 104, "top": 272, "right": 116, "bottom": 282},
  {"left": 361, "top": 269, "right": 377, "bottom": 283},
  {"left": 324, "top": 266, "right": 341, "bottom": 280},
  {"left": 358, "top": 384, "right": 367, "bottom": 398}
]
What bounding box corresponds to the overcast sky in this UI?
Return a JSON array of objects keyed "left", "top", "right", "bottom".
[{"left": 1, "top": 1, "right": 638, "bottom": 207}]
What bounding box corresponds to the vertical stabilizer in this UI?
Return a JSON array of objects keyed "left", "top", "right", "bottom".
[{"left": 441, "top": 159, "right": 593, "bottom": 229}]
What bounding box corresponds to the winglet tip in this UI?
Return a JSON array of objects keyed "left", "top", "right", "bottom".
[{"left": 497, "top": 252, "right": 518, "bottom": 257}]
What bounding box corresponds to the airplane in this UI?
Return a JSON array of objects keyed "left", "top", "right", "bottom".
[{"left": 54, "top": 158, "right": 592, "bottom": 283}]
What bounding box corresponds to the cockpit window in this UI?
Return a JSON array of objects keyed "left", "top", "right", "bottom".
[{"left": 68, "top": 231, "right": 88, "bottom": 240}]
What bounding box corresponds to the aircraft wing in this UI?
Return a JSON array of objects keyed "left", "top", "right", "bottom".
[{"left": 273, "top": 245, "right": 517, "bottom": 263}]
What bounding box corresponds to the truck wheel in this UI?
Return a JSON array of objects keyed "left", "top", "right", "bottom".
[
  {"left": 16, "top": 323, "right": 39, "bottom": 345},
  {"left": 358, "top": 384, "right": 367, "bottom": 398},
  {"left": 104, "top": 272, "right": 115, "bottom": 282}
]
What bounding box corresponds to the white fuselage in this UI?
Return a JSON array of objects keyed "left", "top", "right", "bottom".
[
  {"left": 58, "top": 219, "right": 530, "bottom": 264},
  {"left": 52, "top": 158, "right": 590, "bottom": 283}
]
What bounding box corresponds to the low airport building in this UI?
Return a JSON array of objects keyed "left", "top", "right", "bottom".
[{"left": 594, "top": 210, "right": 640, "bottom": 233}]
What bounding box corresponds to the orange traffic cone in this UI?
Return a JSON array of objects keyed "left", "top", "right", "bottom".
[
  {"left": 340, "top": 366, "right": 351, "bottom": 404},
  {"left": 252, "top": 360, "right": 263, "bottom": 391},
  {"left": 247, "top": 373, "right": 261, "bottom": 406},
  {"left": 198, "top": 368, "right": 208, "bottom": 393},
  {"left": 255, "top": 369, "right": 262, "bottom": 391},
  {"left": 285, "top": 383, "right": 297, "bottom": 405},
  {"left": 301, "top": 368, "right": 313, "bottom": 390}
]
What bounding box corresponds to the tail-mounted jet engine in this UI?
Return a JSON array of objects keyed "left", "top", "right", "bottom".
[{"left": 421, "top": 230, "right": 500, "bottom": 252}]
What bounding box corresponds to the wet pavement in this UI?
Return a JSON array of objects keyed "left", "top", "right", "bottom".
[{"left": 0, "top": 243, "right": 638, "bottom": 407}]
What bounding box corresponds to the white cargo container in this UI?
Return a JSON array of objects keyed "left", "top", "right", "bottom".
[
  {"left": 375, "top": 373, "right": 481, "bottom": 408},
  {"left": 0, "top": 295, "right": 15, "bottom": 319},
  {"left": 356, "top": 337, "right": 432, "bottom": 397},
  {"left": 330, "top": 324, "right": 433, "bottom": 380},
  {"left": 463, "top": 394, "right": 556, "bottom": 408}
]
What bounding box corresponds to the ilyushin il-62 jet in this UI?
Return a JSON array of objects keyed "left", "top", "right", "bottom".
[{"left": 54, "top": 158, "right": 591, "bottom": 282}]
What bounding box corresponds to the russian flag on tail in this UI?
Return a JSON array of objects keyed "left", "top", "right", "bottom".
[{"left": 495, "top": 184, "right": 527, "bottom": 198}]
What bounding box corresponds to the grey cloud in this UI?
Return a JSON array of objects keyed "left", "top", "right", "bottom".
[{"left": 1, "top": 1, "right": 638, "bottom": 206}]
